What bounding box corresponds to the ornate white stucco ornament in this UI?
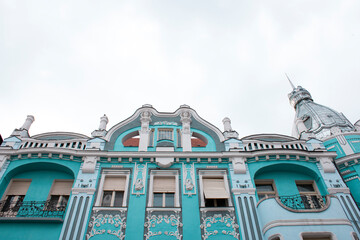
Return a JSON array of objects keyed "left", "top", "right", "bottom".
[
  {"left": 135, "top": 178, "right": 144, "bottom": 191},
  {"left": 330, "top": 126, "right": 341, "bottom": 135},
  {"left": 180, "top": 110, "right": 192, "bottom": 151},
  {"left": 318, "top": 157, "right": 336, "bottom": 173},
  {"left": 82, "top": 156, "right": 98, "bottom": 173},
  {"left": 232, "top": 157, "right": 246, "bottom": 174},
  {"left": 185, "top": 179, "right": 194, "bottom": 191},
  {"left": 139, "top": 110, "right": 152, "bottom": 151},
  {"left": 0, "top": 155, "right": 9, "bottom": 171},
  {"left": 180, "top": 111, "right": 191, "bottom": 134},
  {"left": 140, "top": 110, "right": 151, "bottom": 132},
  {"left": 155, "top": 157, "right": 174, "bottom": 168}
]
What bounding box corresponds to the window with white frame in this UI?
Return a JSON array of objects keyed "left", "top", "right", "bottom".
[
  {"left": 47, "top": 180, "right": 73, "bottom": 210},
  {"left": 269, "top": 235, "right": 281, "bottom": 240},
  {"left": 1, "top": 179, "right": 31, "bottom": 212},
  {"left": 199, "top": 170, "right": 231, "bottom": 208},
  {"left": 95, "top": 170, "right": 130, "bottom": 208},
  {"left": 296, "top": 180, "right": 323, "bottom": 209},
  {"left": 148, "top": 170, "right": 179, "bottom": 208},
  {"left": 158, "top": 129, "right": 173, "bottom": 141},
  {"left": 301, "top": 232, "right": 333, "bottom": 240},
  {"left": 255, "top": 180, "right": 276, "bottom": 200}
]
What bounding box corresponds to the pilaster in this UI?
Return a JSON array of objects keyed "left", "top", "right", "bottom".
[
  {"left": 59, "top": 163, "right": 100, "bottom": 240},
  {"left": 138, "top": 110, "right": 151, "bottom": 151},
  {"left": 180, "top": 110, "right": 192, "bottom": 152}
]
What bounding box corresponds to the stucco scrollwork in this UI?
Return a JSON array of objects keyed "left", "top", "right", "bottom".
[
  {"left": 144, "top": 210, "right": 183, "bottom": 240},
  {"left": 86, "top": 210, "right": 127, "bottom": 240},
  {"left": 200, "top": 209, "right": 239, "bottom": 240}
]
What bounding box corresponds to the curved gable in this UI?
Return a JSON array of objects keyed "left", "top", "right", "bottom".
[{"left": 104, "top": 105, "right": 225, "bottom": 151}]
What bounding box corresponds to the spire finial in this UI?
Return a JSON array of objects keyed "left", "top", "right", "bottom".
[{"left": 285, "top": 73, "right": 295, "bottom": 90}]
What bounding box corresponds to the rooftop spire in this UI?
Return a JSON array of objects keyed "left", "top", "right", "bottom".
[{"left": 285, "top": 73, "right": 296, "bottom": 90}]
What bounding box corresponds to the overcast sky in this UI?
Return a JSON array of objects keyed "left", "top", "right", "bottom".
[{"left": 1, "top": 0, "right": 359, "bottom": 139}]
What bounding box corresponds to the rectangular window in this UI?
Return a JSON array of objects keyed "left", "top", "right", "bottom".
[
  {"left": 203, "top": 178, "right": 229, "bottom": 207},
  {"left": 95, "top": 170, "right": 130, "bottom": 208},
  {"left": 255, "top": 180, "right": 276, "bottom": 200},
  {"left": 1, "top": 179, "right": 31, "bottom": 213},
  {"left": 102, "top": 176, "right": 126, "bottom": 207},
  {"left": 296, "top": 181, "right": 323, "bottom": 209},
  {"left": 148, "top": 170, "right": 179, "bottom": 208},
  {"left": 158, "top": 129, "right": 173, "bottom": 141},
  {"left": 177, "top": 129, "right": 182, "bottom": 147},
  {"left": 199, "top": 170, "right": 231, "bottom": 208},
  {"left": 148, "top": 129, "right": 154, "bottom": 147},
  {"left": 48, "top": 180, "right": 73, "bottom": 210},
  {"left": 301, "top": 232, "right": 332, "bottom": 240}
]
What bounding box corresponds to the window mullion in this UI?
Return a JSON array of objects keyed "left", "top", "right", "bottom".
[
  {"left": 162, "top": 193, "right": 166, "bottom": 207},
  {"left": 111, "top": 191, "right": 115, "bottom": 207},
  {"left": 58, "top": 195, "right": 63, "bottom": 208}
]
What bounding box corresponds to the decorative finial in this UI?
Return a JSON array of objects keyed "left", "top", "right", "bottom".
[
  {"left": 99, "top": 114, "right": 109, "bottom": 130},
  {"left": 285, "top": 73, "right": 295, "bottom": 90},
  {"left": 21, "top": 115, "right": 35, "bottom": 131},
  {"left": 222, "top": 117, "right": 233, "bottom": 132}
]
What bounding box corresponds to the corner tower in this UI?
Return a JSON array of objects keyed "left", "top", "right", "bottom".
[{"left": 288, "top": 84, "right": 355, "bottom": 140}]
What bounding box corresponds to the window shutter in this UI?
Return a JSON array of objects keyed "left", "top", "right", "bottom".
[
  {"left": 153, "top": 177, "right": 175, "bottom": 193},
  {"left": 7, "top": 180, "right": 31, "bottom": 195},
  {"left": 103, "top": 177, "right": 126, "bottom": 191},
  {"left": 203, "top": 178, "right": 229, "bottom": 199},
  {"left": 51, "top": 180, "right": 73, "bottom": 195}
]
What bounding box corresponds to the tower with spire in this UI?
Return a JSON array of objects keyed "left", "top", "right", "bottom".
[{"left": 288, "top": 82, "right": 355, "bottom": 140}]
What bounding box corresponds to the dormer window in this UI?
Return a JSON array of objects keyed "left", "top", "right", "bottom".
[{"left": 158, "top": 129, "right": 173, "bottom": 141}]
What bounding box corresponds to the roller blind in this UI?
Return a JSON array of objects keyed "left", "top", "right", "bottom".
[
  {"left": 7, "top": 180, "right": 31, "bottom": 195},
  {"left": 103, "top": 177, "right": 126, "bottom": 191},
  {"left": 203, "top": 178, "right": 229, "bottom": 199},
  {"left": 153, "top": 177, "right": 175, "bottom": 193},
  {"left": 51, "top": 180, "right": 73, "bottom": 195}
]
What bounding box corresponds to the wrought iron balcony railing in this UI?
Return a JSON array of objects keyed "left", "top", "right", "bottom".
[
  {"left": 278, "top": 194, "right": 327, "bottom": 211},
  {"left": 0, "top": 199, "right": 66, "bottom": 219}
]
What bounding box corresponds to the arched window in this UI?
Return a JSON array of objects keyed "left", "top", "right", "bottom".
[
  {"left": 122, "top": 131, "right": 140, "bottom": 147},
  {"left": 191, "top": 132, "right": 208, "bottom": 147}
]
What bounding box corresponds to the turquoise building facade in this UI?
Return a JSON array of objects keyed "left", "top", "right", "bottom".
[{"left": 0, "top": 85, "right": 359, "bottom": 240}]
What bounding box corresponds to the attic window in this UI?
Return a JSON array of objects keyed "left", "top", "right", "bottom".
[
  {"left": 122, "top": 132, "right": 140, "bottom": 147},
  {"left": 158, "top": 129, "right": 173, "bottom": 141},
  {"left": 191, "top": 132, "right": 208, "bottom": 147}
]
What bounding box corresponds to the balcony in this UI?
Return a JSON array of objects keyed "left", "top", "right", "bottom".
[
  {"left": 257, "top": 195, "right": 354, "bottom": 240},
  {"left": 277, "top": 194, "right": 329, "bottom": 212},
  {"left": 0, "top": 199, "right": 66, "bottom": 221}
]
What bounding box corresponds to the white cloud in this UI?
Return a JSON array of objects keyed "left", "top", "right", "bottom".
[{"left": 0, "top": 0, "right": 359, "bottom": 139}]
